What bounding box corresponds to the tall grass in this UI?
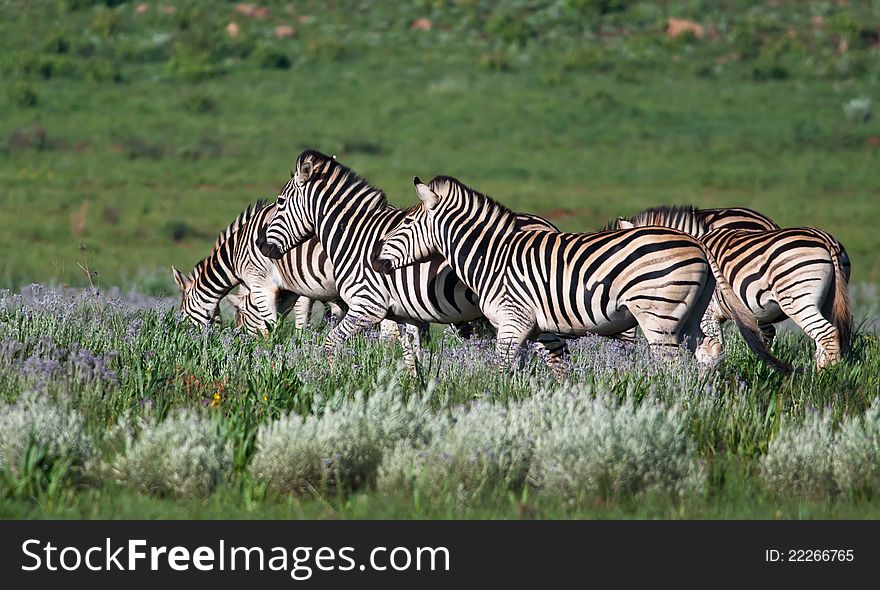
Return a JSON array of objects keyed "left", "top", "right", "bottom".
[{"left": 0, "top": 285, "right": 878, "bottom": 517}]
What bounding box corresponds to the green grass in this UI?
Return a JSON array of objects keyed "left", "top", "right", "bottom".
[
  {"left": 1, "top": 0, "right": 879, "bottom": 291},
  {"left": 0, "top": 288, "right": 879, "bottom": 519},
  {"left": 1, "top": 1, "right": 880, "bottom": 518}
]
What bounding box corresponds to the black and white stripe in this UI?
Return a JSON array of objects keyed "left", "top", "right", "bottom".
[
  {"left": 258, "top": 151, "right": 558, "bottom": 371},
  {"left": 172, "top": 201, "right": 345, "bottom": 333},
  {"left": 617, "top": 205, "right": 851, "bottom": 370},
  {"left": 374, "top": 176, "right": 788, "bottom": 377}
]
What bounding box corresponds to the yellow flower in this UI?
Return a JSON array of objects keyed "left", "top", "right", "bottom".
[
  {"left": 262, "top": 395, "right": 268, "bottom": 401},
  {"left": 211, "top": 392, "right": 221, "bottom": 407}
]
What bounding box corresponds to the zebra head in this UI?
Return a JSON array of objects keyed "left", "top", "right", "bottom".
[
  {"left": 227, "top": 288, "right": 272, "bottom": 336},
  {"left": 374, "top": 176, "right": 443, "bottom": 273},
  {"left": 171, "top": 266, "right": 221, "bottom": 327},
  {"left": 259, "top": 151, "right": 324, "bottom": 260}
]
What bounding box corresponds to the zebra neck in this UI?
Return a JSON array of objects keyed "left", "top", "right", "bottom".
[
  {"left": 440, "top": 201, "right": 517, "bottom": 295},
  {"left": 316, "top": 190, "right": 400, "bottom": 266},
  {"left": 194, "top": 232, "right": 242, "bottom": 304}
]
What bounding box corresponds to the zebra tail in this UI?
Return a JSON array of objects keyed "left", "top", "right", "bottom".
[
  {"left": 820, "top": 233, "right": 853, "bottom": 357},
  {"left": 701, "top": 245, "right": 794, "bottom": 374}
]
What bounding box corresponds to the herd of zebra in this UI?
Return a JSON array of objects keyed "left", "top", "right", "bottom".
[{"left": 172, "top": 149, "right": 852, "bottom": 379}]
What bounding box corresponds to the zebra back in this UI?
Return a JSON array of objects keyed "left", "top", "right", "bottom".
[{"left": 698, "top": 207, "right": 779, "bottom": 231}]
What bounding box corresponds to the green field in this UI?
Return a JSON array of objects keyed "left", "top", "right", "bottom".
[
  {"left": 1, "top": 1, "right": 880, "bottom": 519},
  {"left": 2, "top": 0, "right": 879, "bottom": 290},
  {"left": 1, "top": 288, "right": 879, "bottom": 519}
]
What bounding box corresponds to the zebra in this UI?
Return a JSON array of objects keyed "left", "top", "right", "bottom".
[
  {"left": 257, "top": 149, "right": 560, "bottom": 372},
  {"left": 171, "top": 199, "right": 404, "bottom": 341},
  {"left": 607, "top": 205, "right": 781, "bottom": 342},
  {"left": 373, "top": 175, "right": 790, "bottom": 378},
  {"left": 616, "top": 205, "right": 851, "bottom": 370}
]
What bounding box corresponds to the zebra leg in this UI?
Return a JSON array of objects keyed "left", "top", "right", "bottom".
[
  {"left": 629, "top": 303, "right": 685, "bottom": 364},
  {"left": 292, "top": 296, "right": 313, "bottom": 330},
  {"left": 533, "top": 333, "right": 569, "bottom": 381},
  {"left": 396, "top": 321, "right": 423, "bottom": 374},
  {"left": 696, "top": 297, "right": 725, "bottom": 367},
  {"left": 777, "top": 299, "right": 841, "bottom": 371},
  {"left": 327, "top": 301, "right": 345, "bottom": 326},
  {"left": 495, "top": 323, "right": 532, "bottom": 374},
  {"left": 378, "top": 319, "right": 399, "bottom": 344},
  {"left": 324, "top": 311, "right": 383, "bottom": 369}
]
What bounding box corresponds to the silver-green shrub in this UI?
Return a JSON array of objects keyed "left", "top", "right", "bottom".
[
  {"left": 111, "top": 410, "right": 231, "bottom": 498},
  {"left": 528, "top": 387, "right": 705, "bottom": 500},
  {"left": 0, "top": 395, "right": 94, "bottom": 481},
  {"left": 250, "top": 377, "right": 441, "bottom": 496},
  {"left": 833, "top": 399, "right": 880, "bottom": 496},
  {"left": 250, "top": 400, "right": 380, "bottom": 496},
  {"left": 377, "top": 401, "right": 533, "bottom": 506},
  {"left": 759, "top": 412, "right": 836, "bottom": 496},
  {"left": 362, "top": 376, "right": 437, "bottom": 448}
]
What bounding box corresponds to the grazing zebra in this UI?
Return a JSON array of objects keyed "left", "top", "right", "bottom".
[
  {"left": 616, "top": 205, "right": 851, "bottom": 370},
  {"left": 172, "top": 199, "right": 402, "bottom": 340},
  {"left": 258, "top": 150, "right": 560, "bottom": 372},
  {"left": 373, "top": 176, "right": 790, "bottom": 378},
  {"left": 226, "top": 285, "right": 342, "bottom": 332}
]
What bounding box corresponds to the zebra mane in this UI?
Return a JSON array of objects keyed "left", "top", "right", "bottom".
[
  {"left": 428, "top": 175, "right": 516, "bottom": 220},
  {"left": 612, "top": 204, "right": 707, "bottom": 233},
  {"left": 299, "top": 149, "right": 389, "bottom": 207},
  {"left": 212, "top": 199, "right": 270, "bottom": 249},
  {"left": 185, "top": 199, "right": 270, "bottom": 282}
]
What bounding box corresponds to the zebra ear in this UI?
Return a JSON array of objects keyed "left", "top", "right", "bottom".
[
  {"left": 299, "top": 160, "right": 314, "bottom": 182},
  {"left": 413, "top": 176, "right": 440, "bottom": 209},
  {"left": 617, "top": 218, "right": 635, "bottom": 230},
  {"left": 171, "top": 266, "right": 191, "bottom": 291}
]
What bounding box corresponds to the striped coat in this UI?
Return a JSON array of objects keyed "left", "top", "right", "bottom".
[
  {"left": 173, "top": 201, "right": 402, "bottom": 338},
  {"left": 375, "top": 176, "right": 788, "bottom": 377},
  {"left": 258, "top": 150, "right": 561, "bottom": 371},
  {"left": 617, "top": 205, "right": 851, "bottom": 369}
]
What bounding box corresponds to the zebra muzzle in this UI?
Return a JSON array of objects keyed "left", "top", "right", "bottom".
[{"left": 256, "top": 229, "right": 285, "bottom": 260}]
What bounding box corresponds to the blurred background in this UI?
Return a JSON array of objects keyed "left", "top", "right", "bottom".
[{"left": 1, "top": 0, "right": 878, "bottom": 293}]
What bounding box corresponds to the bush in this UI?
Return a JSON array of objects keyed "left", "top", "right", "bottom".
[
  {"left": 43, "top": 34, "right": 71, "bottom": 55},
  {"left": 7, "top": 81, "right": 38, "bottom": 107},
  {"left": 485, "top": 10, "right": 533, "bottom": 46},
  {"left": 181, "top": 91, "right": 217, "bottom": 114},
  {"left": 251, "top": 380, "right": 434, "bottom": 496},
  {"left": 111, "top": 410, "right": 231, "bottom": 498},
  {"left": 86, "top": 59, "right": 123, "bottom": 83},
  {"left": 0, "top": 395, "right": 94, "bottom": 496},
  {"left": 833, "top": 400, "right": 880, "bottom": 497},
  {"left": 254, "top": 46, "right": 292, "bottom": 70},
  {"left": 250, "top": 400, "right": 382, "bottom": 496},
  {"left": 478, "top": 51, "right": 511, "bottom": 72},
  {"left": 528, "top": 390, "right": 705, "bottom": 500},
  {"left": 167, "top": 47, "right": 223, "bottom": 81},
  {"left": 304, "top": 37, "right": 345, "bottom": 61},
  {"left": 377, "top": 402, "right": 530, "bottom": 506},
  {"left": 843, "top": 97, "right": 872, "bottom": 124},
  {"left": 159, "top": 219, "right": 201, "bottom": 241},
  {"left": 760, "top": 412, "right": 836, "bottom": 497}
]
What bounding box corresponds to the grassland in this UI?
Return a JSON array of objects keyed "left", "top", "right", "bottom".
[
  {"left": 1, "top": 0, "right": 879, "bottom": 291},
  {"left": 0, "top": 286, "right": 879, "bottom": 519},
  {"left": 1, "top": 1, "right": 880, "bottom": 519}
]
